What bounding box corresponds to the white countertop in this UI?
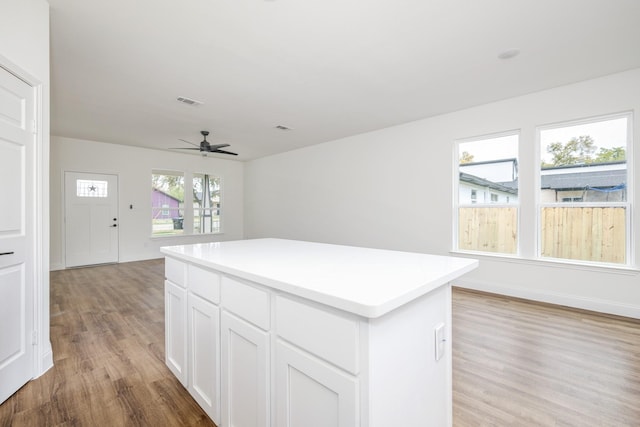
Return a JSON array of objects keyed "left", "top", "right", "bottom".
[{"left": 161, "top": 238, "right": 478, "bottom": 318}]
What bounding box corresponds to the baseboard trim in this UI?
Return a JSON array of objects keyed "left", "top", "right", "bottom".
[
  {"left": 454, "top": 278, "right": 640, "bottom": 319},
  {"left": 50, "top": 262, "right": 64, "bottom": 271},
  {"left": 35, "top": 341, "right": 53, "bottom": 378}
]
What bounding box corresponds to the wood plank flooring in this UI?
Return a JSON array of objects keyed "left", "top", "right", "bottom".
[
  {"left": 0, "top": 259, "right": 215, "bottom": 427},
  {"left": 453, "top": 288, "right": 640, "bottom": 426},
  {"left": 0, "top": 260, "right": 639, "bottom": 426}
]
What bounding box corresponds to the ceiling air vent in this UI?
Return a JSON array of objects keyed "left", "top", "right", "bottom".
[{"left": 177, "top": 96, "right": 203, "bottom": 106}]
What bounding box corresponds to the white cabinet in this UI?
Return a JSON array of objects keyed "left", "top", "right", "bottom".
[
  {"left": 163, "top": 244, "right": 467, "bottom": 427},
  {"left": 187, "top": 292, "right": 220, "bottom": 422},
  {"left": 221, "top": 311, "right": 270, "bottom": 427},
  {"left": 165, "top": 261, "right": 221, "bottom": 424},
  {"left": 275, "top": 340, "right": 358, "bottom": 427},
  {"left": 274, "top": 296, "right": 359, "bottom": 427},
  {"left": 165, "top": 279, "right": 187, "bottom": 385}
]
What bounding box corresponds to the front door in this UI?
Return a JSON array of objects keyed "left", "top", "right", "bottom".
[
  {"left": 65, "top": 172, "right": 119, "bottom": 267},
  {"left": 0, "top": 67, "right": 34, "bottom": 404}
]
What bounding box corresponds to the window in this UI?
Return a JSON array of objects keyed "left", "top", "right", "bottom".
[
  {"left": 193, "top": 173, "right": 221, "bottom": 234},
  {"left": 152, "top": 171, "right": 184, "bottom": 236},
  {"left": 456, "top": 132, "right": 519, "bottom": 254},
  {"left": 151, "top": 170, "right": 223, "bottom": 237},
  {"left": 538, "top": 113, "right": 631, "bottom": 264},
  {"left": 76, "top": 179, "right": 108, "bottom": 197}
]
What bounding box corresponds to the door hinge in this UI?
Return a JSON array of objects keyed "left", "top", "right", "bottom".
[{"left": 32, "top": 330, "right": 38, "bottom": 345}]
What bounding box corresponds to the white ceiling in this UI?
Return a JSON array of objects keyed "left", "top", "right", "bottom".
[{"left": 49, "top": 0, "right": 640, "bottom": 161}]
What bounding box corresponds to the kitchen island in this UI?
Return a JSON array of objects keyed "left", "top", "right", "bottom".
[{"left": 161, "top": 238, "right": 478, "bottom": 427}]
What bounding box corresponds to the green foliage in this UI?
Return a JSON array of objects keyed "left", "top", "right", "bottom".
[
  {"left": 459, "top": 151, "right": 474, "bottom": 164},
  {"left": 152, "top": 173, "right": 184, "bottom": 201},
  {"left": 595, "top": 146, "right": 626, "bottom": 163},
  {"left": 545, "top": 135, "right": 596, "bottom": 167},
  {"left": 542, "top": 135, "right": 626, "bottom": 168}
]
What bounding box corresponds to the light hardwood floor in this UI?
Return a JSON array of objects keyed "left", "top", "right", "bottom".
[
  {"left": 453, "top": 288, "right": 640, "bottom": 426},
  {"left": 1, "top": 260, "right": 639, "bottom": 426}
]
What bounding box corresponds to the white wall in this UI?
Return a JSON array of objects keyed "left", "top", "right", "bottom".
[
  {"left": 50, "top": 137, "right": 244, "bottom": 269},
  {"left": 245, "top": 68, "right": 640, "bottom": 318},
  {"left": 0, "top": 0, "right": 52, "bottom": 375}
]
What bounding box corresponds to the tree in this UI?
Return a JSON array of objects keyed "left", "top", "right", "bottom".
[
  {"left": 545, "top": 135, "right": 596, "bottom": 167},
  {"left": 459, "top": 151, "right": 475, "bottom": 164},
  {"left": 594, "top": 146, "right": 626, "bottom": 163},
  {"left": 152, "top": 174, "right": 184, "bottom": 201}
]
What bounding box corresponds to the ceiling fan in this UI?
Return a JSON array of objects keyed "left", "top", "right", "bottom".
[{"left": 171, "top": 130, "right": 238, "bottom": 156}]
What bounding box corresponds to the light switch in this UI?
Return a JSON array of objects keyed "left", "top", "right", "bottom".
[{"left": 434, "top": 323, "right": 446, "bottom": 361}]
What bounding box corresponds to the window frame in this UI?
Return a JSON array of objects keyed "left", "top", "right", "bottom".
[
  {"left": 151, "top": 169, "right": 185, "bottom": 237},
  {"left": 453, "top": 130, "right": 521, "bottom": 256},
  {"left": 192, "top": 172, "right": 223, "bottom": 235},
  {"left": 151, "top": 169, "right": 224, "bottom": 238},
  {"left": 535, "top": 111, "right": 634, "bottom": 267}
]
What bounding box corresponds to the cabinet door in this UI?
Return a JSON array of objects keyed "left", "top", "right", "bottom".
[
  {"left": 276, "top": 340, "right": 358, "bottom": 427},
  {"left": 221, "top": 311, "right": 269, "bottom": 427},
  {"left": 188, "top": 293, "right": 220, "bottom": 424},
  {"left": 165, "top": 280, "right": 187, "bottom": 385}
]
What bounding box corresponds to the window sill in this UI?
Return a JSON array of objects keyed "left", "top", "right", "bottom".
[
  {"left": 449, "top": 250, "right": 640, "bottom": 275},
  {"left": 150, "top": 232, "right": 224, "bottom": 240}
]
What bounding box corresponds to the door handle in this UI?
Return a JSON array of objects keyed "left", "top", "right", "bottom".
[{"left": 0, "top": 251, "right": 15, "bottom": 256}]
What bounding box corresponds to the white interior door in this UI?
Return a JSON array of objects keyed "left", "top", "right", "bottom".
[
  {"left": 65, "top": 172, "right": 119, "bottom": 267},
  {"left": 0, "top": 67, "right": 34, "bottom": 404}
]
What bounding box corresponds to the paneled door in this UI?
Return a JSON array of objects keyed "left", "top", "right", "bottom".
[
  {"left": 0, "top": 67, "right": 34, "bottom": 404},
  {"left": 64, "top": 172, "right": 119, "bottom": 267}
]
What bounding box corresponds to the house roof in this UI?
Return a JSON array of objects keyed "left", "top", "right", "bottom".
[
  {"left": 459, "top": 172, "right": 518, "bottom": 195},
  {"left": 541, "top": 169, "right": 626, "bottom": 190},
  {"left": 152, "top": 188, "right": 183, "bottom": 203},
  {"left": 460, "top": 158, "right": 517, "bottom": 167}
]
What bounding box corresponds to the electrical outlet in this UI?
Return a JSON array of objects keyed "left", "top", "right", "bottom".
[{"left": 434, "top": 323, "right": 446, "bottom": 361}]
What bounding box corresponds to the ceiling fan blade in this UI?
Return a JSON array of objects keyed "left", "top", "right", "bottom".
[
  {"left": 178, "top": 138, "right": 200, "bottom": 148},
  {"left": 208, "top": 143, "right": 230, "bottom": 150},
  {"left": 211, "top": 149, "right": 238, "bottom": 156}
]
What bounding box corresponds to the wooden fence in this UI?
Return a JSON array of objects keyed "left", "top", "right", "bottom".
[
  {"left": 458, "top": 207, "right": 517, "bottom": 254},
  {"left": 458, "top": 206, "right": 626, "bottom": 263},
  {"left": 540, "top": 206, "right": 625, "bottom": 264}
]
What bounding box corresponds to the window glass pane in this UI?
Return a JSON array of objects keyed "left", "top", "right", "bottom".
[
  {"left": 458, "top": 206, "right": 518, "bottom": 253},
  {"left": 77, "top": 179, "right": 108, "bottom": 197},
  {"left": 152, "top": 172, "right": 184, "bottom": 236},
  {"left": 193, "top": 173, "right": 221, "bottom": 234},
  {"left": 457, "top": 133, "right": 518, "bottom": 254},
  {"left": 540, "top": 117, "right": 627, "bottom": 204},
  {"left": 539, "top": 115, "right": 628, "bottom": 264},
  {"left": 540, "top": 206, "right": 626, "bottom": 264}
]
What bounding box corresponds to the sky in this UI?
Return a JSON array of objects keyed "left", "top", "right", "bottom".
[{"left": 458, "top": 116, "right": 629, "bottom": 164}]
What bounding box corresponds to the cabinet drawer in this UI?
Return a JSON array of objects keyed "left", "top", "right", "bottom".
[
  {"left": 276, "top": 296, "right": 359, "bottom": 375},
  {"left": 221, "top": 276, "right": 270, "bottom": 330},
  {"left": 165, "top": 257, "right": 186, "bottom": 288},
  {"left": 189, "top": 265, "right": 220, "bottom": 304}
]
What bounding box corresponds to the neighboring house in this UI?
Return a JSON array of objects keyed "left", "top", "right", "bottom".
[
  {"left": 540, "top": 161, "right": 627, "bottom": 203},
  {"left": 152, "top": 188, "right": 182, "bottom": 218},
  {"left": 459, "top": 158, "right": 519, "bottom": 204},
  {"left": 459, "top": 159, "right": 627, "bottom": 204},
  {"left": 459, "top": 172, "right": 518, "bottom": 204}
]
